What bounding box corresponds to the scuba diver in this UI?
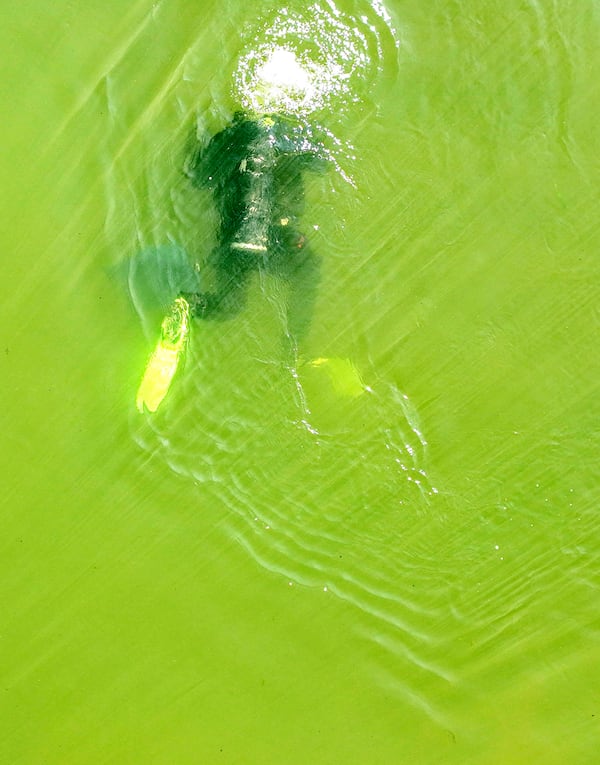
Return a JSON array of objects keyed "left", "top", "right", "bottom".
[
  {"left": 183, "top": 111, "right": 325, "bottom": 340},
  {"left": 136, "top": 111, "right": 329, "bottom": 413}
]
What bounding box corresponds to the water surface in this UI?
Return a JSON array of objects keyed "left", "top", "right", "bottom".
[{"left": 1, "top": 1, "right": 599, "bottom": 763}]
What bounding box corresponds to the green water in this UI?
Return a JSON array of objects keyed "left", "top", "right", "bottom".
[{"left": 2, "top": 1, "right": 599, "bottom": 763}]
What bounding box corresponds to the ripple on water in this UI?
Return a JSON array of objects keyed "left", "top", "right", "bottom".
[
  {"left": 232, "top": 0, "right": 399, "bottom": 117},
  {"left": 120, "top": 0, "right": 452, "bottom": 724},
  {"left": 131, "top": 302, "right": 447, "bottom": 710}
]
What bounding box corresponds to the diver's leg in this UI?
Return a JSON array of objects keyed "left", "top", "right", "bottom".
[
  {"left": 184, "top": 246, "right": 253, "bottom": 321},
  {"left": 280, "top": 242, "right": 321, "bottom": 347},
  {"left": 272, "top": 239, "right": 322, "bottom": 434}
]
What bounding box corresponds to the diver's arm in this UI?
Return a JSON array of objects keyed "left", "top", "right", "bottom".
[
  {"left": 184, "top": 132, "right": 219, "bottom": 189},
  {"left": 185, "top": 113, "right": 260, "bottom": 189}
]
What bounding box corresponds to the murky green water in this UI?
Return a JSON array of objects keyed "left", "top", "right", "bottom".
[{"left": 2, "top": 1, "right": 599, "bottom": 762}]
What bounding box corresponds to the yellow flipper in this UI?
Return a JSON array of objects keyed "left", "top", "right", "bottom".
[
  {"left": 308, "top": 357, "right": 366, "bottom": 398},
  {"left": 136, "top": 296, "right": 191, "bottom": 413}
]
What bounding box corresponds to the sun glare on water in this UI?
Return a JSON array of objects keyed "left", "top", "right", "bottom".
[{"left": 232, "top": 2, "right": 398, "bottom": 118}]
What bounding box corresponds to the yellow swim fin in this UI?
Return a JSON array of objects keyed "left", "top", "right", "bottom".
[
  {"left": 307, "top": 357, "right": 366, "bottom": 398},
  {"left": 136, "top": 296, "right": 191, "bottom": 413}
]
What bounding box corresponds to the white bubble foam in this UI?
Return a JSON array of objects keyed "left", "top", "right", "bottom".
[{"left": 232, "top": 1, "right": 398, "bottom": 118}]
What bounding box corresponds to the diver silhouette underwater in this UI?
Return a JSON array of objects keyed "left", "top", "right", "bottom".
[
  {"left": 184, "top": 112, "right": 325, "bottom": 337},
  {"left": 135, "top": 110, "right": 330, "bottom": 413},
  {"left": 135, "top": 107, "right": 367, "bottom": 413}
]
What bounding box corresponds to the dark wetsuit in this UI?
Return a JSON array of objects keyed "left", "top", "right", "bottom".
[{"left": 184, "top": 112, "right": 326, "bottom": 344}]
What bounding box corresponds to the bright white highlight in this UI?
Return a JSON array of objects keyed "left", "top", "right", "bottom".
[
  {"left": 257, "top": 49, "right": 313, "bottom": 95},
  {"left": 247, "top": 47, "right": 316, "bottom": 113},
  {"left": 232, "top": 1, "right": 397, "bottom": 117}
]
